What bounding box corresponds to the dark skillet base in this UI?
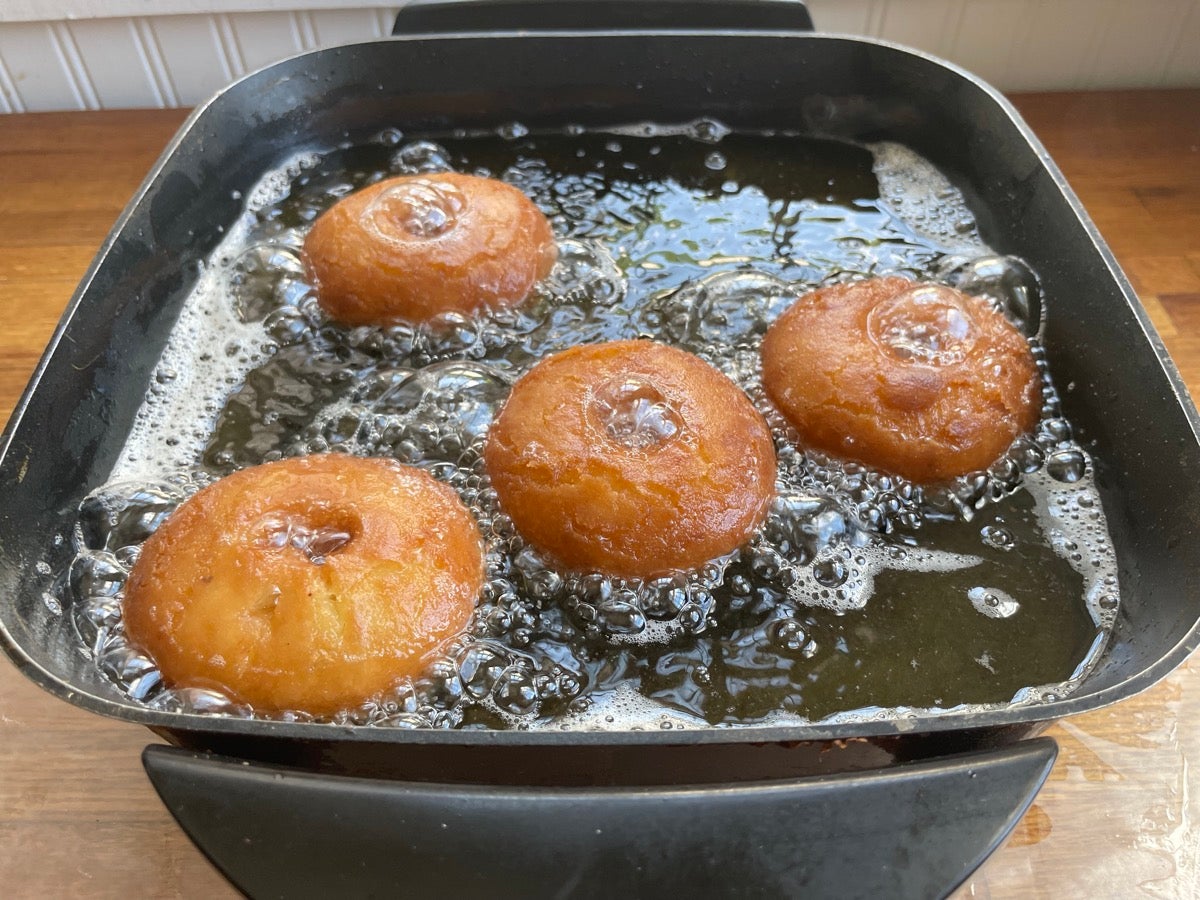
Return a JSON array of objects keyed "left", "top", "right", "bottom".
[
  {"left": 151, "top": 721, "right": 1050, "bottom": 785},
  {"left": 144, "top": 738, "right": 1056, "bottom": 899}
]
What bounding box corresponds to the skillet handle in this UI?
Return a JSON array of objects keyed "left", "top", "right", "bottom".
[
  {"left": 143, "top": 737, "right": 1054, "bottom": 900},
  {"left": 392, "top": 0, "right": 814, "bottom": 35}
]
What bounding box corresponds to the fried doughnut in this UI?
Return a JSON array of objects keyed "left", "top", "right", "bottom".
[
  {"left": 485, "top": 340, "right": 776, "bottom": 578},
  {"left": 303, "top": 172, "right": 557, "bottom": 326},
  {"left": 123, "top": 455, "right": 483, "bottom": 715},
  {"left": 761, "top": 276, "right": 1041, "bottom": 483}
]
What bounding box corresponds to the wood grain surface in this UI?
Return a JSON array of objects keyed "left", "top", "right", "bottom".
[{"left": 1, "top": 91, "right": 1199, "bottom": 898}]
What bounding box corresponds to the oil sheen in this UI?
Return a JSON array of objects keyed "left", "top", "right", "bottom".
[{"left": 64, "top": 121, "right": 1119, "bottom": 730}]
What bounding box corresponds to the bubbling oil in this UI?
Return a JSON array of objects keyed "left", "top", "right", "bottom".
[{"left": 62, "top": 121, "right": 1119, "bottom": 729}]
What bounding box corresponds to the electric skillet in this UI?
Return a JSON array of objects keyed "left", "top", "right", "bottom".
[{"left": 2, "top": 2, "right": 1199, "bottom": 896}]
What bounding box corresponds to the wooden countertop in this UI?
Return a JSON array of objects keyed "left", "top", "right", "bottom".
[{"left": 1, "top": 90, "right": 1199, "bottom": 898}]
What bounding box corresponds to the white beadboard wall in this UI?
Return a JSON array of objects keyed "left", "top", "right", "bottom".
[{"left": 0, "top": 0, "right": 1197, "bottom": 112}]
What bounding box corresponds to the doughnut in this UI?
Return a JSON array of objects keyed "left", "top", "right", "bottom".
[
  {"left": 485, "top": 340, "right": 776, "bottom": 578},
  {"left": 760, "top": 276, "right": 1041, "bottom": 483},
  {"left": 303, "top": 172, "right": 557, "bottom": 326},
  {"left": 122, "top": 455, "right": 484, "bottom": 715}
]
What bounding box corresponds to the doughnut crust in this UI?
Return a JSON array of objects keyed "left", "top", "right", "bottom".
[
  {"left": 303, "top": 172, "right": 557, "bottom": 326},
  {"left": 485, "top": 340, "right": 776, "bottom": 578},
  {"left": 123, "top": 455, "right": 484, "bottom": 714},
  {"left": 761, "top": 276, "right": 1041, "bottom": 483}
]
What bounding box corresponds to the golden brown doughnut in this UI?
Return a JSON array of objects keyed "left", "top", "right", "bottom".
[
  {"left": 760, "top": 276, "right": 1041, "bottom": 483},
  {"left": 123, "top": 455, "right": 484, "bottom": 715},
  {"left": 303, "top": 172, "right": 557, "bottom": 326},
  {"left": 485, "top": 340, "right": 776, "bottom": 578}
]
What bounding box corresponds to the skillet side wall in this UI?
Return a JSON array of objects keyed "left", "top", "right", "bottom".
[{"left": 1, "top": 34, "right": 1197, "bottom": 745}]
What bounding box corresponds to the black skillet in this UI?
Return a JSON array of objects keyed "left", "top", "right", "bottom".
[{"left": 2, "top": 1, "right": 1199, "bottom": 896}]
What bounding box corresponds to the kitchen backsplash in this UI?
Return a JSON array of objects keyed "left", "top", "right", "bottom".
[{"left": 0, "top": 0, "right": 1197, "bottom": 112}]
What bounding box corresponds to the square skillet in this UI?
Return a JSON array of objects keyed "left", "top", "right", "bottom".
[
  {"left": 2, "top": 27, "right": 1199, "bottom": 778},
  {"left": 2, "top": 22, "right": 1200, "bottom": 768}
]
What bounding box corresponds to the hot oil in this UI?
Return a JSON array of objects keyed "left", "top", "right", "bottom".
[{"left": 65, "top": 121, "right": 1119, "bottom": 729}]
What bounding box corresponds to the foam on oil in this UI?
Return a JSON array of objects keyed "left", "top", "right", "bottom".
[
  {"left": 112, "top": 153, "right": 321, "bottom": 481},
  {"left": 65, "top": 122, "right": 1120, "bottom": 730}
]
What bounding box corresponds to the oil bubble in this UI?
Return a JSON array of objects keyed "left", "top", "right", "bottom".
[
  {"left": 256, "top": 515, "right": 353, "bottom": 564},
  {"left": 766, "top": 492, "right": 854, "bottom": 564},
  {"left": 457, "top": 643, "right": 508, "bottom": 699},
  {"left": 770, "top": 618, "right": 808, "bottom": 652},
  {"left": 968, "top": 586, "right": 1020, "bottom": 619},
  {"left": 597, "top": 598, "right": 647, "bottom": 635},
  {"left": 364, "top": 178, "right": 466, "bottom": 240},
  {"left": 690, "top": 118, "right": 730, "bottom": 143},
  {"left": 589, "top": 377, "right": 683, "bottom": 450},
  {"left": 497, "top": 122, "right": 530, "bottom": 140},
  {"left": 1041, "top": 417, "right": 1073, "bottom": 442},
  {"left": 1046, "top": 448, "right": 1087, "bottom": 483},
  {"left": 391, "top": 140, "right": 454, "bottom": 174},
  {"left": 540, "top": 239, "right": 626, "bottom": 307},
  {"left": 40, "top": 591, "right": 62, "bottom": 616},
  {"left": 373, "top": 361, "right": 512, "bottom": 442},
  {"left": 230, "top": 244, "right": 308, "bottom": 323},
  {"left": 941, "top": 254, "right": 1042, "bottom": 335},
  {"left": 68, "top": 551, "right": 127, "bottom": 600},
  {"left": 867, "top": 284, "right": 977, "bottom": 366},
  {"left": 149, "top": 686, "right": 251, "bottom": 716},
  {"left": 98, "top": 640, "right": 157, "bottom": 686},
  {"left": 642, "top": 583, "right": 689, "bottom": 620},
  {"left": 493, "top": 667, "right": 539, "bottom": 715},
  {"left": 76, "top": 482, "right": 184, "bottom": 552},
  {"left": 642, "top": 270, "right": 798, "bottom": 353},
  {"left": 812, "top": 554, "right": 849, "bottom": 588},
  {"left": 72, "top": 595, "right": 122, "bottom": 652},
  {"left": 980, "top": 524, "right": 1015, "bottom": 551}
]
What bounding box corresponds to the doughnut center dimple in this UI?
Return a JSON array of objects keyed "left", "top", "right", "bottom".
[
  {"left": 363, "top": 178, "right": 467, "bottom": 240},
  {"left": 257, "top": 513, "right": 354, "bottom": 565},
  {"left": 588, "top": 376, "right": 684, "bottom": 451},
  {"left": 867, "top": 284, "right": 978, "bottom": 366}
]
